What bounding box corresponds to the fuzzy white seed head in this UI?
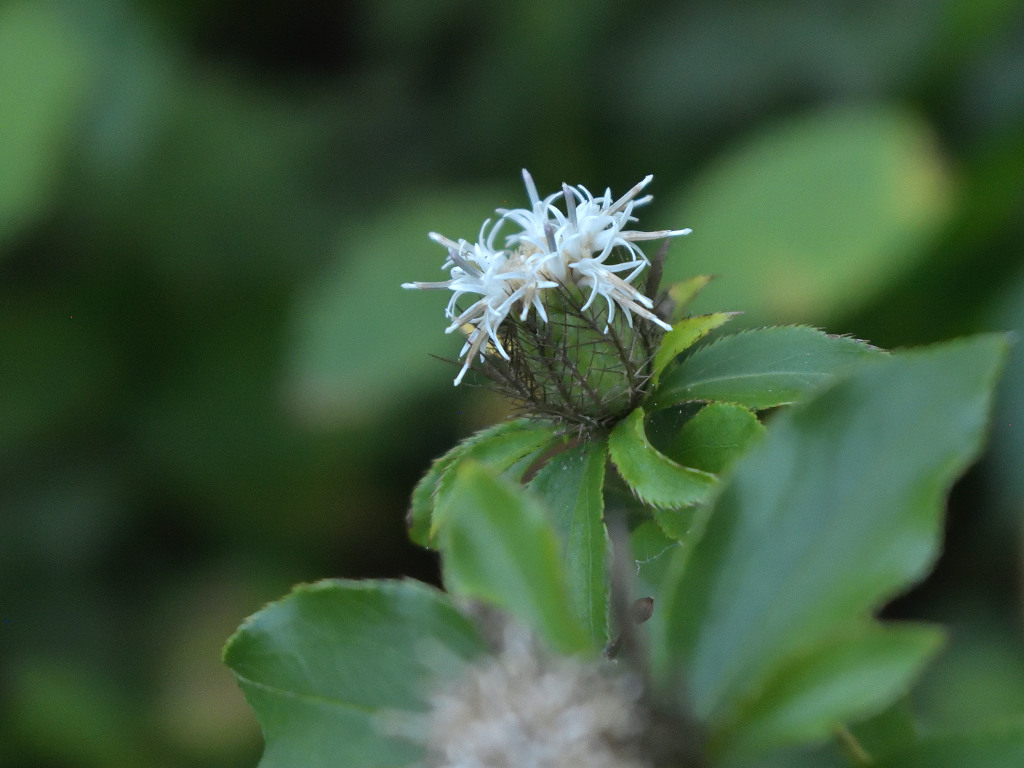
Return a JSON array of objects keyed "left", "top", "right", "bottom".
[{"left": 425, "top": 628, "right": 651, "bottom": 768}]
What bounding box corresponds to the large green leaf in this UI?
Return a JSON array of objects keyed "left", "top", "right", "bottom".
[
  {"left": 657, "top": 335, "right": 1007, "bottom": 744},
  {"left": 223, "top": 579, "right": 486, "bottom": 768},
  {"left": 718, "top": 622, "right": 944, "bottom": 758},
  {"left": 873, "top": 721, "right": 1024, "bottom": 768},
  {"left": 439, "top": 462, "right": 591, "bottom": 655},
  {"left": 609, "top": 407, "right": 718, "bottom": 509},
  {"left": 648, "top": 326, "right": 881, "bottom": 411},
  {"left": 407, "top": 418, "right": 557, "bottom": 546},
  {"left": 658, "top": 105, "right": 951, "bottom": 324},
  {"left": 528, "top": 438, "right": 610, "bottom": 646}
]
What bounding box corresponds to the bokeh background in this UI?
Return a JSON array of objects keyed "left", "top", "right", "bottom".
[{"left": 2, "top": 1, "right": 1023, "bottom": 766}]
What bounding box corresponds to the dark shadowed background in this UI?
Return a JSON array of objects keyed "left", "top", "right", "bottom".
[{"left": 2, "top": 1, "right": 1023, "bottom": 766}]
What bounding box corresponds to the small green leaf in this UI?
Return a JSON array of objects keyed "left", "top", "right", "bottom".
[
  {"left": 609, "top": 407, "right": 718, "bottom": 509},
  {"left": 529, "top": 438, "right": 610, "bottom": 647},
  {"left": 650, "top": 505, "right": 709, "bottom": 544},
  {"left": 408, "top": 447, "right": 461, "bottom": 548},
  {"left": 874, "top": 721, "right": 1024, "bottom": 768},
  {"left": 667, "top": 275, "right": 713, "bottom": 322},
  {"left": 656, "top": 335, "right": 1007, "bottom": 738},
  {"left": 223, "top": 579, "right": 486, "bottom": 768},
  {"left": 649, "top": 326, "right": 882, "bottom": 412},
  {"left": 424, "top": 419, "right": 557, "bottom": 542},
  {"left": 439, "top": 462, "right": 591, "bottom": 655},
  {"left": 717, "top": 622, "right": 944, "bottom": 759},
  {"left": 654, "top": 402, "right": 765, "bottom": 474},
  {"left": 652, "top": 312, "right": 737, "bottom": 385}
]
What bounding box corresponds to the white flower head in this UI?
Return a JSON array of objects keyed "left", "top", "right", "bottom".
[{"left": 403, "top": 170, "right": 690, "bottom": 423}]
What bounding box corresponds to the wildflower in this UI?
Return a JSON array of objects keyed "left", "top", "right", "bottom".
[
  {"left": 404, "top": 171, "right": 690, "bottom": 425},
  {"left": 425, "top": 624, "right": 650, "bottom": 768}
]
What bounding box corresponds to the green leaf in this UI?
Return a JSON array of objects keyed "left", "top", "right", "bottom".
[
  {"left": 659, "top": 105, "right": 952, "bottom": 324},
  {"left": 609, "top": 407, "right": 718, "bottom": 509},
  {"left": 529, "top": 438, "right": 610, "bottom": 647},
  {"left": 652, "top": 312, "right": 736, "bottom": 385},
  {"left": 408, "top": 448, "right": 460, "bottom": 548},
  {"left": 223, "top": 579, "right": 486, "bottom": 768},
  {"left": 667, "top": 275, "right": 713, "bottom": 322},
  {"left": 439, "top": 461, "right": 591, "bottom": 655},
  {"left": 648, "top": 326, "right": 881, "bottom": 412},
  {"left": 874, "top": 720, "right": 1024, "bottom": 768},
  {"left": 846, "top": 699, "right": 920, "bottom": 762},
  {"left": 421, "top": 419, "right": 557, "bottom": 542},
  {"left": 653, "top": 402, "right": 765, "bottom": 474},
  {"left": 718, "top": 622, "right": 944, "bottom": 759},
  {"left": 657, "top": 335, "right": 1007, "bottom": 741},
  {"left": 0, "top": 5, "right": 92, "bottom": 249}
]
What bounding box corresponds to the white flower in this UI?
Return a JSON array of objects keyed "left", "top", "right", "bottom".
[{"left": 403, "top": 171, "right": 690, "bottom": 385}]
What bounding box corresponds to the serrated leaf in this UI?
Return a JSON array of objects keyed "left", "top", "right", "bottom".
[
  {"left": 667, "top": 276, "right": 713, "bottom": 322},
  {"left": 408, "top": 446, "right": 462, "bottom": 548},
  {"left": 649, "top": 326, "right": 882, "bottom": 412},
  {"left": 873, "top": 721, "right": 1024, "bottom": 768},
  {"left": 528, "top": 438, "right": 610, "bottom": 646},
  {"left": 652, "top": 312, "right": 737, "bottom": 385},
  {"left": 439, "top": 462, "right": 590, "bottom": 655},
  {"left": 223, "top": 579, "right": 486, "bottom": 768},
  {"left": 718, "top": 622, "right": 944, "bottom": 759},
  {"left": 656, "top": 402, "right": 765, "bottom": 474},
  {"left": 424, "top": 419, "right": 558, "bottom": 542},
  {"left": 656, "top": 335, "right": 1007, "bottom": 744},
  {"left": 609, "top": 408, "right": 718, "bottom": 509}
]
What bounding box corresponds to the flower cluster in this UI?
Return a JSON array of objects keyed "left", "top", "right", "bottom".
[
  {"left": 403, "top": 171, "right": 690, "bottom": 386},
  {"left": 425, "top": 624, "right": 650, "bottom": 768}
]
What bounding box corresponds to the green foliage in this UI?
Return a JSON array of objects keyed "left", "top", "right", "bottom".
[
  {"left": 655, "top": 335, "right": 1007, "bottom": 760},
  {"left": 437, "top": 462, "right": 591, "bottom": 655},
  {"left": 720, "top": 622, "right": 944, "bottom": 758},
  {"left": 649, "top": 401, "right": 765, "bottom": 474},
  {"left": 649, "top": 326, "right": 882, "bottom": 412},
  {"left": 528, "top": 438, "right": 611, "bottom": 647},
  {"left": 667, "top": 276, "right": 714, "bottom": 323},
  {"left": 608, "top": 407, "right": 718, "bottom": 510},
  {"left": 651, "top": 312, "right": 736, "bottom": 385},
  {"left": 6, "top": 3, "right": 1024, "bottom": 767},
  {"left": 661, "top": 105, "right": 952, "bottom": 323},
  {"left": 408, "top": 418, "right": 557, "bottom": 546},
  {"left": 873, "top": 720, "right": 1024, "bottom": 767},
  {"left": 223, "top": 579, "right": 486, "bottom": 768},
  {"left": 220, "top": 325, "right": 1014, "bottom": 767}
]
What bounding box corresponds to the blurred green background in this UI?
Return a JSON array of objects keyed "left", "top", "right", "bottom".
[{"left": 1, "top": 1, "right": 1023, "bottom": 766}]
